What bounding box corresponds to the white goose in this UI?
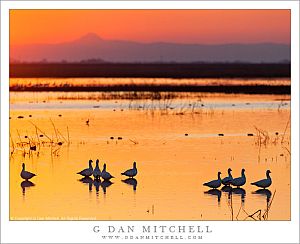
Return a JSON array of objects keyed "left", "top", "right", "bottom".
[
  {"left": 121, "top": 162, "right": 138, "bottom": 178},
  {"left": 20, "top": 163, "right": 36, "bottom": 180},
  {"left": 203, "top": 172, "right": 222, "bottom": 189},
  {"left": 77, "top": 159, "right": 93, "bottom": 177},
  {"left": 101, "top": 163, "right": 114, "bottom": 180},
  {"left": 221, "top": 168, "right": 233, "bottom": 186},
  {"left": 231, "top": 168, "right": 246, "bottom": 188},
  {"left": 93, "top": 159, "right": 102, "bottom": 180},
  {"left": 251, "top": 170, "right": 272, "bottom": 189}
]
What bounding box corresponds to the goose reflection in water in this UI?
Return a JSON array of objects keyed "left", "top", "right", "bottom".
[
  {"left": 204, "top": 189, "right": 222, "bottom": 204},
  {"left": 231, "top": 187, "right": 246, "bottom": 204},
  {"left": 252, "top": 189, "right": 272, "bottom": 203},
  {"left": 79, "top": 176, "right": 93, "bottom": 192},
  {"left": 101, "top": 180, "right": 113, "bottom": 194},
  {"left": 221, "top": 185, "right": 232, "bottom": 193},
  {"left": 221, "top": 185, "right": 233, "bottom": 200},
  {"left": 21, "top": 180, "right": 35, "bottom": 196},
  {"left": 122, "top": 178, "right": 138, "bottom": 191},
  {"left": 93, "top": 179, "right": 101, "bottom": 196}
]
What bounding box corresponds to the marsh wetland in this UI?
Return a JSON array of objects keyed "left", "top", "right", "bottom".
[{"left": 10, "top": 78, "right": 290, "bottom": 220}]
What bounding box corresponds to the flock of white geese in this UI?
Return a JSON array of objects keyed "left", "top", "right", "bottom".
[
  {"left": 76, "top": 159, "right": 138, "bottom": 180},
  {"left": 20, "top": 160, "right": 138, "bottom": 181},
  {"left": 21, "top": 162, "right": 271, "bottom": 190},
  {"left": 203, "top": 168, "right": 272, "bottom": 189}
]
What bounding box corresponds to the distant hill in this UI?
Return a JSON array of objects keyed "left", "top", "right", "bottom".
[{"left": 10, "top": 33, "right": 291, "bottom": 63}]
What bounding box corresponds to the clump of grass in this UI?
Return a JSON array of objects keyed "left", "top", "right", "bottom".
[
  {"left": 10, "top": 119, "right": 71, "bottom": 157},
  {"left": 227, "top": 190, "right": 276, "bottom": 221},
  {"left": 254, "top": 126, "right": 270, "bottom": 147},
  {"left": 128, "top": 97, "right": 211, "bottom": 117},
  {"left": 254, "top": 118, "right": 290, "bottom": 161},
  {"left": 242, "top": 190, "right": 276, "bottom": 221},
  {"left": 58, "top": 91, "right": 180, "bottom": 101}
]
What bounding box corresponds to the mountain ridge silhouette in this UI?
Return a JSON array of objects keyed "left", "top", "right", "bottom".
[{"left": 11, "top": 33, "right": 291, "bottom": 63}]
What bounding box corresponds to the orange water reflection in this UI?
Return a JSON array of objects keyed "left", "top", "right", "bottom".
[{"left": 9, "top": 93, "right": 290, "bottom": 220}]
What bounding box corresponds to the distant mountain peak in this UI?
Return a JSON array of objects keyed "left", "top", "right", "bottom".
[
  {"left": 11, "top": 34, "right": 290, "bottom": 63},
  {"left": 76, "top": 32, "right": 103, "bottom": 44}
]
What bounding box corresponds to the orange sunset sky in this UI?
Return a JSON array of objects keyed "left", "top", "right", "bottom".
[{"left": 10, "top": 10, "right": 290, "bottom": 45}]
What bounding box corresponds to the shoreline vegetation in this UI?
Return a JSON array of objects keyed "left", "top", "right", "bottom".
[
  {"left": 10, "top": 84, "right": 290, "bottom": 95},
  {"left": 9, "top": 63, "right": 290, "bottom": 94},
  {"left": 10, "top": 63, "right": 290, "bottom": 78}
]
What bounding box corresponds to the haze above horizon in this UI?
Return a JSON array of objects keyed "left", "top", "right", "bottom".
[{"left": 10, "top": 10, "right": 290, "bottom": 46}]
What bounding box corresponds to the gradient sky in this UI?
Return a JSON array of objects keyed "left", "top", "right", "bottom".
[{"left": 10, "top": 10, "right": 290, "bottom": 45}]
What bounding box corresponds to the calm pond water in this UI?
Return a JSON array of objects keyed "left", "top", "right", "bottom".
[{"left": 9, "top": 79, "right": 290, "bottom": 220}]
